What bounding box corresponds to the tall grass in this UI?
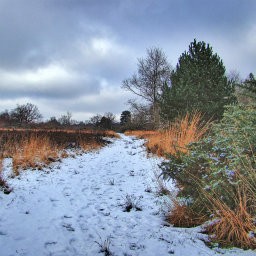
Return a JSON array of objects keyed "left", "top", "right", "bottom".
[
  {"left": 206, "top": 191, "right": 256, "bottom": 249},
  {"left": 125, "top": 112, "right": 210, "bottom": 157},
  {"left": 204, "top": 161, "right": 256, "bottom": 249},
  {"left": 0, "top": 129, "right": 119, "bottom": 176},
  {"left": 12, "top": 135, "right": 59, "bottom": 175}
]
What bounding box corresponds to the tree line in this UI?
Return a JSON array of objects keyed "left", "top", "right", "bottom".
[
  {"left": 0, "top": 103, "right": 119, "bottom": 130},
  {"left": 121, "top": 39, "right": 256, "bottom": 129}
]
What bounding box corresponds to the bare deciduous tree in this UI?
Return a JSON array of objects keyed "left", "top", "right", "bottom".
[
  {"left": 122, "top": 47, "right": 172, "bottom": 127},
  {"left": 104, "top": 112, "right": 116, "bottom": 123},
  {"left": 122, "top": 47, "right": 172, "bottom": 104},
  {"left": 58, "top": 111, "right": 73, "bottom": 126},
  {"left": 11, "top": 103, "right": 42, "bottom": 125},
  {"left": 89, "top": 114, "right": 103, "bottom": 127}
]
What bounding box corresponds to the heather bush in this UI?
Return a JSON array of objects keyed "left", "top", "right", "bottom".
[{"left": 161, "top": 104, "right": 256, "bottom": 248}]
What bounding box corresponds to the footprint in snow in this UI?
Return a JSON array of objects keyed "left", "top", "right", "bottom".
[
  {"left": 63, "top": 215, "right": 73, "bottom": 219},
  {"left": 44, "top": 241, "right": 58, "bottom": 248},
  {"left": 62, "top": 223, "right": 75, "bottom": 232},
  {"left": 49, "top": 198, "right": 59, "bottom": 202}
]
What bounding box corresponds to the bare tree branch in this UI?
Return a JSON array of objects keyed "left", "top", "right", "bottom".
[{"left": 122, "top": 47, "right": 172, "bottom": 105}]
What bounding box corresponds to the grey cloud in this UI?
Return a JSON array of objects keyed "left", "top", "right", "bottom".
[
  {"left": 39, "top": 86, "right": 133, "bottom": 120},
  {"left": 0, "top": 81, "right": 99, "bottom": 100},
  {"left": 0, "top": 0, "right": 87, "bottom": 70},
  {"left": 0, "top": 67, "right": 101, "bottom": 100},
  {"left": 0, "top": 0, "right": 255, "bottom": 120}
]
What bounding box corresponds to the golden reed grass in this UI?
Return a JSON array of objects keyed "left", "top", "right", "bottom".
[
  {"left": 166, "top": 199, "right": 208, "bottom": 227},
  {"left": 125, "top": 112, "right": 210, "bottom": 157},
  {"left": 0, "top": 129, "right": 119, "bottom": 175},
  {"left": 12, "top": 135, "right": 59, "bottom": 175},
  {"left": 206, "top": 192, "right": 256, "bottom": 249}
]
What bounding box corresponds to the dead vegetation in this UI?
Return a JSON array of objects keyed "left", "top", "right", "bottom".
[
  {"left": 125, "top": 112, "right": 210, "bottom": 157},
  {"left": 0, "top": 129, "right": 119, "bottom": 175}
]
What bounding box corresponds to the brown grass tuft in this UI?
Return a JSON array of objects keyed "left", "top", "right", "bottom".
[
  {"left": 78, "top": 139, "right": 102, "bottom": 152},
  {"left": 167, "top": 200, "right": 207, "bottom": 227},
  {"left": 205, "top": 162, "right": 256, "bottom": 249},
  {"left": 103, "top": 130, "right": 120, "bottom": 138},
  {"left": 12, "top": 135, "right": 59, "bottom": 174},
  {"left": 125, "top": 112, "right": 210, "bottom": 157},
  {"left": 0, "top": 129, "right": 118, "bottom": 176},
  {"left": 205, "top": 193, "right": 256, "bottom": 249}
]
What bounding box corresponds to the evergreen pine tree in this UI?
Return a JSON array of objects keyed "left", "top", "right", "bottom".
[
  {"left": 120, "top": 111, "right": 131, "bottom": 126},
  {"left": 242, "top": 73, "right": 256, "bottom": 99},
  {"left": 161, "top": 39, "right": 236, "bottom": 121}
]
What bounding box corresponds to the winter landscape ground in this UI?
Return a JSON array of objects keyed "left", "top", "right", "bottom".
[{"left": 0, "top": 134, "right": 255, "bottom": 256}]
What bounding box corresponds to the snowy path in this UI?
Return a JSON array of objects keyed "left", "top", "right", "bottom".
[{"left": 0, "top": 134, "right": 255, "bottom": 256}]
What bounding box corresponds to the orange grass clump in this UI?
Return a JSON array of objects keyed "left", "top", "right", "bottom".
[
  {"left": 125, "top": 112, "right": 210, "bottom": 157},
  {"left": 205, "top": 193, "right": 256, "bottom": 249},
  {"left": 166, "top": 162, "right": 256, "bottom": 249},
  {"left": 124, "top": 130, "right": 156, "bottom": 138},
  {"left": 78, "top": 139, "right": 102, "bottom": 152},
  {"left": 0, "top": 129, "right": 118, "bottom": 176},
  {"left": 167, "top": 199, "right": 207, "bottom": 227},
  {"left": 205, "top": 163, "right": 256, "bottom": 249},
  {"left": 12, "top": 135, "right": 59, "bottom": 175},
  {"left": 103, "top": 130, "right": 120, "bottom": 138}
]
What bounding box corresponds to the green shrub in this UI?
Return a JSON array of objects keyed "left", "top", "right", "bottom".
[{"left": 161, "top": 104, "right": 256, "bottom": 222}]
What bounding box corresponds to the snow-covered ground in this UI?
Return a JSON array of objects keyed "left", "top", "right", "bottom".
[{"left": 0, "top": 134, "right": 255, "bottom": 256}]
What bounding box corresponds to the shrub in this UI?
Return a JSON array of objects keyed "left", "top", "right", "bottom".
[
  {"left": 122, "top": 194, "right": 142, "bottom": 212},
  {"left": 161, "top": 104, "right": 256, "bottom": 249}
]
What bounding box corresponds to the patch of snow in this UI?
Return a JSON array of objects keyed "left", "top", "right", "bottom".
[{"left": 0, "top": 134, "right": 255, "bottom": 256}]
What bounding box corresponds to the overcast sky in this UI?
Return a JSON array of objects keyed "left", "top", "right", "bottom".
[{"left": 0, "top": 0, "right": 255, "bottom": 121}]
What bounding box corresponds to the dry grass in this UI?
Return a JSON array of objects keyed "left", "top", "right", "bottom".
[
  {"left": 124, "top": 130, "right": 156, "bottom": 138},
  {"left": 12, "top": 135, "right": 59, "bottom": 175},
  {"left": 103, "top": 130, "right": 120, "bottom": 138},
  {"left": 168, "top": 196, "right": 256, "bottom": 249},
  {"left": 0, "top": 129, "right": 119, "bottom": 175},
  {"left": 166, "top": 164, "right": 256, "bottom": 249},
  {"left": 205, "top": 163, "right": 256, "bottom": 249},
  {"left": 166, "top": 182, "right": 256, "bottom": 249},
  {"left": 170, "top": 161, "right": 256, "bottom": 249},
  {"left": 167, "top": 199, "right": 208, "bottom": 227},
  {"left": 125, "top": 112, "right": 210, "bottom": 157},
  {"left": 78, "top": 139, "right": 102, "bottom": 152},
  {"left": 205, "top": 193, "right": 256, "bottom": 249}
]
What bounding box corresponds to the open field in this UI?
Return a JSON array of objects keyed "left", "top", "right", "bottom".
[{"left": 0, "top": 128, "right": 119, "bottom": 175}]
